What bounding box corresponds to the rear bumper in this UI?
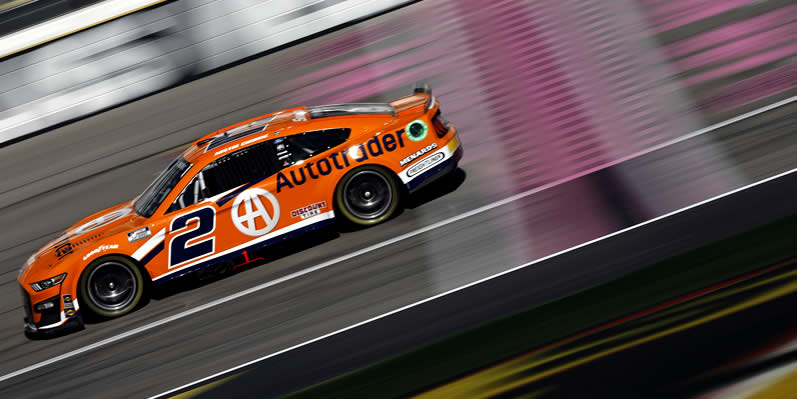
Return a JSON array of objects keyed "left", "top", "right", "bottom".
[
  {"left": 407, "top": 146, "right": 463, "bottom": 193},
  {"left": 401, "top": 127, "right": 463, "bottom": 192}
]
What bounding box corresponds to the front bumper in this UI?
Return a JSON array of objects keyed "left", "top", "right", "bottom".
[
  {"left": 24, "top": 312, "right": 84, "bottom": 336},
  {"left": 20, "top": 284, "right": 83, "bottom": 336}
]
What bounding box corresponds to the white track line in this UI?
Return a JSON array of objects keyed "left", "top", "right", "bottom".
[
  {"left": 1, "top": 95, "right": 795, "bottom": 386},
  {"left": 149, "top": 168, "right": 797, "bottom": 399},
  {"left": 149, "top": 165, "right": 797, "bottom": 399}
]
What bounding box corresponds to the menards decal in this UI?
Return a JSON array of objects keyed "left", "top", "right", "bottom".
[{"left": 400, "top": 142, "right": 437, "bottom": 166}]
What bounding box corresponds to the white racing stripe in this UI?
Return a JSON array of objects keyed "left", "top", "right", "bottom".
[
  {"left": 0, "top": 96, "right": 794, "bottom": 386},
  {"left": 131, "top": 228, "right": 166, "bottom": 261}
]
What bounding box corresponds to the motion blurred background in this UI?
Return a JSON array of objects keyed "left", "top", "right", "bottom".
[
  {"left": 3, "top": 0, "right": 796, "bottom": 215},
  {"left": 0, "top": 0, "right": 796, "bottom": 397}
]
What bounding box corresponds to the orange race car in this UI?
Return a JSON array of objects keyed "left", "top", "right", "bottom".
[{"left": 17, "top": 85, "right": 462, "bottom": 336}]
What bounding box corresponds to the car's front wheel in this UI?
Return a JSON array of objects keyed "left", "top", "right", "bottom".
[
  {"left": 334, "top": 165, "right": 400, "bottom": 226},
  {"left": 79, "top": 255, "right": 145, "bottom": 318}
]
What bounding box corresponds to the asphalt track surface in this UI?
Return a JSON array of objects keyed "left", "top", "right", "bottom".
[
  {"left": 0, "top": 106, "right": 794, "bottom": 399},
  {"left": 171, "top": 171, "right": 797, "bottom": 399},
  {"left": 0, "top": 3, "right": 796, "bottom": 399}
]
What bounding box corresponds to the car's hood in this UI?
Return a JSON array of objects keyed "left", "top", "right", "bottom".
[{"left": 20, "top": 202, "right": 144, "bottom": 280}]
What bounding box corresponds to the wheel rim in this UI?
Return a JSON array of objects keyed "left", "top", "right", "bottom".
[
  {"left": 86, "top": 261, "right": 137, "bottom": 312},
  {"left": 343, "top": 170, "right": 393, "bottom": 220}
]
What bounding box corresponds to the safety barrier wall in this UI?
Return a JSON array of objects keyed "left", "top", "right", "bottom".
[{"left": 0, "top": 0, "right": 412, "bottom": 145}]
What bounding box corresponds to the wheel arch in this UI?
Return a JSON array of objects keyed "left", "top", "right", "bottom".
[
  {"left": 75, "top": 253, "right": 151, "bottom": 317},
  {"left": 332, "top": 163, "right": 404, "bottom": 226}
]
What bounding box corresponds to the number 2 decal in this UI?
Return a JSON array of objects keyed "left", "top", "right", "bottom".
[{"left": 169, "top": 206, "right": 216, "bottom": 268}]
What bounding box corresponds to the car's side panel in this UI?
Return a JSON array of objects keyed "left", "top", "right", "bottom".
[
  {"left": 71, "top": 107, "right": 452, "bottom": 288},
  {"left": 138, "top": 172, "right": 327, "bottom": 282},
  {"left": 18, "top": 90, "right": 464, "bottom": 334},
  {"left": 140, "top": 106, "right": 454, "bottom": 282}
]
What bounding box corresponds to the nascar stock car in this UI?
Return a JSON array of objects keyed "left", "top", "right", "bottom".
[{"left": 17, "top": 85, "right": 462, "bottom": 335}]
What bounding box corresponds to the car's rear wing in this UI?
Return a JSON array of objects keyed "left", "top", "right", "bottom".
[
  {"left": 390, "top": 83, "right": 435, "bottom": 115},
  {"left": 305, "top": 103, "right": 396, "bottom": 118}
]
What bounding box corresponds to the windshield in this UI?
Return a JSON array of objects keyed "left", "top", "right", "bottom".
[{"left": 134, "top": 158, "right": 192, "bottom": 217}]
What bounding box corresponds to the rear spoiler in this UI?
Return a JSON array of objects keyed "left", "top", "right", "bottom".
[
  {"left": 414, "top": 83, "right": 436, "bottom": 112},
  {"left": 413, "top": 82, "right": 432, "bottom": 95},
  {"left": 302, "top": 84, "right": 435, "bottom": 119},
  {"left": 391, "top": 83, "right": 436, "bottom": 114},
  {"left": 305, "top": 103, "right": 396, "bottom": 118}
]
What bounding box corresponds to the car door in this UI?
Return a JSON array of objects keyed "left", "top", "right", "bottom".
[
  {"left": 267, "top": 128, "right": 350, "bottom": 221},
  {"left": 162, "top": 172, "right": 217, "bottom": 272},
  {"left": 161, "top": 141, "right": 281, "bottom": 276}
]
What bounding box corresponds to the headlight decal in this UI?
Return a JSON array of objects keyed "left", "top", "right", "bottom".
[{"left": 31, "top": 273, "right": 67, "bottom": 292}]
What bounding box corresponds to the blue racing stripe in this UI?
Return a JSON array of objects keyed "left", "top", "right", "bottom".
[
  {"left": 152, "top": 218, "right": 335, "bottom": 285},
  {"left": 140, "top": 241, "right": 164, "bottom": 266},
  {"left": 216, "top": 177, "right": 266, "bottom": 207}
]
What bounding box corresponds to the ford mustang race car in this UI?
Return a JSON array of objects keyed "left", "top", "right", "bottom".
[{"left": 17, "top": 85, "right": 462, "bottom": 335}]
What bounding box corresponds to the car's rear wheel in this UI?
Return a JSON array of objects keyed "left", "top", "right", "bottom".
[
  {"left": 79, "top": 255, "right": 144, "bottom": 318},
  {"left": 335, "top": 165, "right": 400, "bottom": 226}
]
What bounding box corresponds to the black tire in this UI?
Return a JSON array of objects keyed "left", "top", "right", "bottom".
[
  {"left": 334, "top": 165, "right": 400, "bottom": 226},
  {"left": 78, "top": 255, "right": 145, "bottom": 319}
]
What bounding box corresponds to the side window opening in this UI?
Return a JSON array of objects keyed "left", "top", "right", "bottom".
[
  {"left": 203, "top": 141, "right": 277, "bottom": 196},
  {"left": 274, "top": 128, "right": 350, "bottom": 168},
  {"left": 135, "top": 158, "right": 191, "bottom": 217},
  {"left": 167, "top": 141, "right": 278, "bottom": 213},
  {"left": 167, "top": 172, "right": 207, "bottom": 214}
]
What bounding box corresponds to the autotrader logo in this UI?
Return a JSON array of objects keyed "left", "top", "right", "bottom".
[
  {"left": 275, "top": 128, "right": 409, "bottom": 193},
  {"left": 232, "top": 188, "right": 280, "bottom": 236}
]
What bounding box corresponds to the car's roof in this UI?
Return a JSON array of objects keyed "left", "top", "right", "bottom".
[
  {"left": 181, "top": 104, "right": 397, "bottom": 166},
  {"left": 181, "top": 93, "right": 432, "bottom": 166}
]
